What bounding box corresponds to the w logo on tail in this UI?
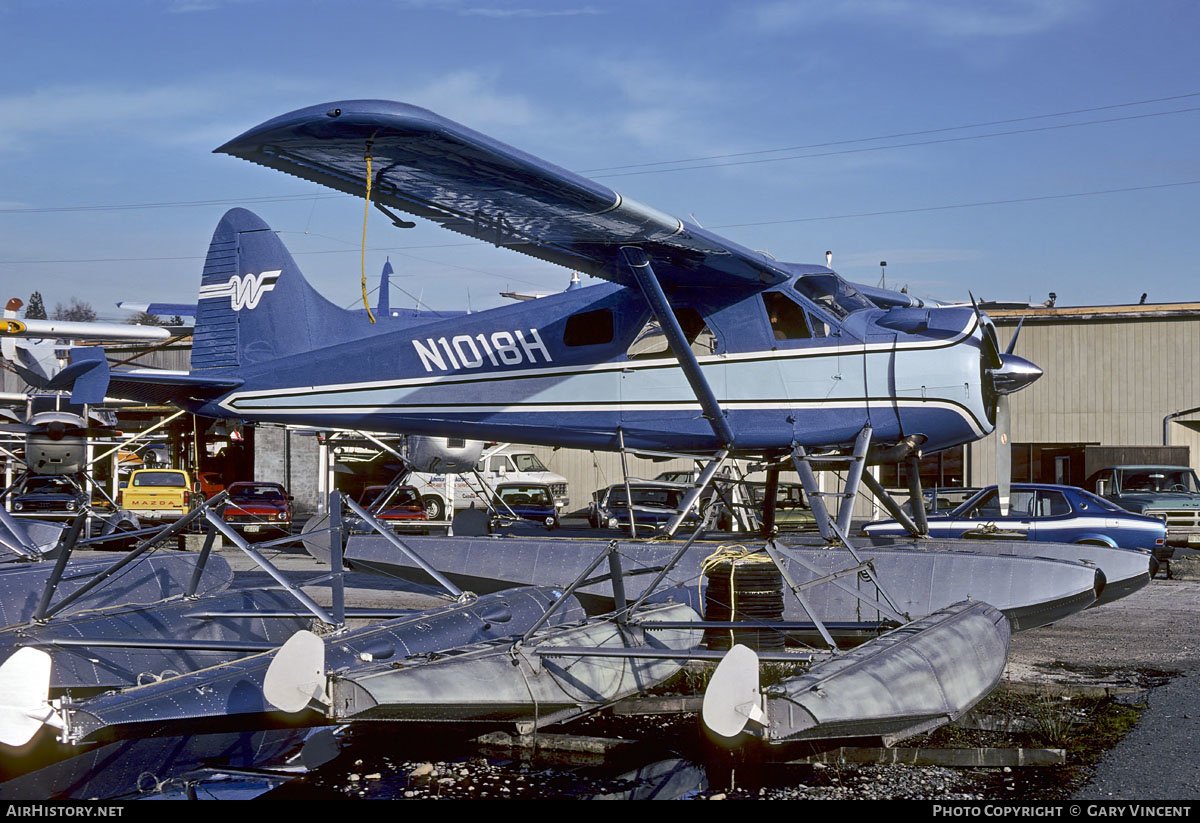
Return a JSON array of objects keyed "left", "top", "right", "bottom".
[{"left": 199, "top": 270, "right": 281, "bottom": 311}]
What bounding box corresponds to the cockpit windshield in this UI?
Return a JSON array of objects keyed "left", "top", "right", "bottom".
[{"left": 793, "top": 274, "right": 874, "bottom": 319}]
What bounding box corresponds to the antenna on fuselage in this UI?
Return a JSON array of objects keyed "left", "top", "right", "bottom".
[{"left": 826, "top": 250, "right": 833, "bottom": 268}]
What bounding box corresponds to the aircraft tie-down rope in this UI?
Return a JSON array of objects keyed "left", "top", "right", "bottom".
[
  {"left": 361, "top": 147, "right": 376, "bottom": 324},
  {"left": 699, "top": 545, "right": 777, "bottom": 650}
]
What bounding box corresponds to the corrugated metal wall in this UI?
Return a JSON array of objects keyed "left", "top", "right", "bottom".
[{"left": 968, "top": 314, "right": 1200, "bottom": 490}]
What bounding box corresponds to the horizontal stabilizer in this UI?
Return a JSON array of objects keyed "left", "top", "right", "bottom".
[
  {"left": 116, "top": 301, "right": 198, "bottom": 318},
  {"left": 218, "top": 100, "right": 791, "bottom": 296},
  {"left": 44, "top": 347, "right": 109, "bottom": 405},
  {"left": 105, "top": 370, "right": 243, "bottom": 406}
]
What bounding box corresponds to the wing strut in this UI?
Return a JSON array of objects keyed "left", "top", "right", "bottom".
[
  {"left": 620, "top": 246, "right": 735, "bottom": 538},
  {"left": 620, "top": 247, "right": 733, "bottom": 447}
]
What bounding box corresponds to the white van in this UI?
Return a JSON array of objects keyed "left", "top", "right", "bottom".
[{"left": 406, "top": 446, "right": 568, "bottom": 520}]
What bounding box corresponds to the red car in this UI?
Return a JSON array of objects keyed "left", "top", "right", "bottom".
[
  {"left": 359, "top": 485, "right": 429, "bottom": 531},
  {"left": 221, "top": 481, "right": 293, "bottom": 538}
]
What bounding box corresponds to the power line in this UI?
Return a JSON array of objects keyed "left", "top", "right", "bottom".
[
  {"left": 579, "top": 91, "right": 1200, "bottom": 173},
  {"left": 594, "top": 106, "right": 1200, "bottom": 179},
  {"left": 0, "top": 193, "right": 343, "bottom": 215},
  {"left": 706, "top": 180, "right": 1200, "bottom": 229}
]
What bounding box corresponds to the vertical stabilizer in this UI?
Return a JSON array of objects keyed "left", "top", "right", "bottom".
[{"left": 192, "top": 208, "right": 364, "bottom": 370}]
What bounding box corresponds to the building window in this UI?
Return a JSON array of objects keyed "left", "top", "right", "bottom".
[{"left": 878, "top": 446, "right": 966, "bottom": 489}]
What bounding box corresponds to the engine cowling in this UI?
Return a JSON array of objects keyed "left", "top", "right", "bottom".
[{"left": 403, "top": 436, "right": 484, "bottom": 474}]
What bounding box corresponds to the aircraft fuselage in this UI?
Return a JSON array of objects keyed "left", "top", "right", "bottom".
[{"left": 191, "top": 275, "right": 993, "bottom": 455}]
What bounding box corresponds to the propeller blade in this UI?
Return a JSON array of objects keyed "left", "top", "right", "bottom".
[
  {"left": 1005, "top": 316, "right": 1027, "bottom": 355},
  {"left": 0, "top": 423, "right": 38, "bottom": 434},
  {"left": 996, "top": 395, "right": 1012, "bottom": 518}
]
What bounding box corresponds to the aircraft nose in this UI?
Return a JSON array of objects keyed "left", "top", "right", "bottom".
[{"left": 989, "top": 353, "right": 1043, "bottom": 396}]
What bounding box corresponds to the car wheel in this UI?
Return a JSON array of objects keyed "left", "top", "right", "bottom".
[{"left": 422, "top": 495, "right": 445, "bottom": 521}]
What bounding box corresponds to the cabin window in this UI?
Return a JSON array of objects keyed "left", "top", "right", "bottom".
[
  {"left": 763, "top": 292, "right": 813, "bottom": 340},
  {"left": 627, "top": 307, "right": 716, "bottom": 359},
  {"left": 563, "top": 309, "right": 614, "bottom": 347}
]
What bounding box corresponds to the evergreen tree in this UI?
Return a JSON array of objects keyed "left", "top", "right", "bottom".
[{"left": 25, "top": 291, "right": 47, "bottom": 320}]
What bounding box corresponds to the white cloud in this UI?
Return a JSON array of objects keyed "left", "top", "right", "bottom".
[{"left": 404, "top": 70, "right": 537, "bottom": 130}]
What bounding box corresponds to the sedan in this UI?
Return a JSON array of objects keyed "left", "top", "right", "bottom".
[
  {"left": 588, "top": 481, "right": 699, "bottom": 533},
  {"left": 863, "top": 483, "right": 1167, "bottom": 557},
  {"left": 221, "top": 481, "right": 293, "bottom": 538}
]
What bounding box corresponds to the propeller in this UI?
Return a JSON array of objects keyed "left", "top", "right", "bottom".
[{"left": 974, "top": 307, "right": 1043, "bottom": 516}]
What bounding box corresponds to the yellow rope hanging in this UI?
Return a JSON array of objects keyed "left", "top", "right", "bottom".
[{"left": 361, "top": 152, "right": 376, "bottom": 324}]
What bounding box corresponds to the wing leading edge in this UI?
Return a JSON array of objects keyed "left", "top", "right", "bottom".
[{"left": 216, "top": 100, "right": 789, "bottom": 295}]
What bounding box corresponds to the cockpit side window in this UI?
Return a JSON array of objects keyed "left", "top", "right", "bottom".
[
  {"left": 563, "top": 308, "right": 614, "bottom": 347},
  {"left": 627, "top": 307, "right": 717, "bottom": 359},
  {"left": 763, "top": 291, "right": 812, "bottom": 340}
]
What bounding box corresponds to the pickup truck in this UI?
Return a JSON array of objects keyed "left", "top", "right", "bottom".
[
  {"left": 1087, "top": 464, "right": 1200, "bottom": 547},
  {"left": 119, "top": 469, "right": 200, "bottom": 523}
]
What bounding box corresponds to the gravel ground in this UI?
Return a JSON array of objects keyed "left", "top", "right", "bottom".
[{"left": 1003, "top": 572, "right": 1200, "bottom": 801}]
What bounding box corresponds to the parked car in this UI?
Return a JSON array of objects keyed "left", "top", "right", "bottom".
[
  {"left": 196, "top": 471, "right": 226, "bottom": 499},
  {"left": 746, "top": 481, "right": 817, "bottom": 531},
  {"left": 489, "top": 482, "right": 558, "bottom": 531},
  {"left": 1086, "top": 464, "right": 1200, "bottom": 547},
  {"left": 220, "top": 481, "right": 293, "bottom": 538},
  {"left": 9, "top": 474, "right": 89, "bottom": 520},
  {"left": 119, "top": 469, "right": 201, "bottom": 523},
  {"left": 357, "top": 484, "right": 429, "bottom": 532},
  {"left": 588, "top": 481, "right": 699, "bottom": 533},
  {"left": 862, "top": 483, "right": 1168, "bottom": 558}
]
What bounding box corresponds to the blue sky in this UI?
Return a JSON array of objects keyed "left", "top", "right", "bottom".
[{"left": 1, "top": 0, "right": 1196, "bottom": 319}]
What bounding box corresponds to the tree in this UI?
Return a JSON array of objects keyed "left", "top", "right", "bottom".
[
  {"left": 126, "top": 311, "right": 162, "bottom": 326},
  {"left": 52, "top": 298, "right": 97, "bottom": 322},
  {"left": 25, "top": 291, "right": 47, "bottom": 320}
]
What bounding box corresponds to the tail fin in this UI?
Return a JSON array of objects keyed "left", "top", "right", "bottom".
[{"left": 192, "top": 208, "right": 363, "bottom": 371}]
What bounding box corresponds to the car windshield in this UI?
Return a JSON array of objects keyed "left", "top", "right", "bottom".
[
  {"left": 393, "top": 488, "right": 421, "bottom": 506},
  {"left": 498, "top": 486, "right": 551, "bottom": 506},
  {"left": 609, "top": 487, "right": 682, "bottom": 508},
  {"left": 24, "top": 477, "right": 75, "bottom": 495},
  {"left": 511, "top": 454, "right": 548, "bottom": 473},
  {"left": 230, "top": 484, "right": 285, "bottom": 500},
  {"left": 1120, "top": 469, "right": 1200, "bottom": 493},
  {"left": 132, "top": 472, "right": 186, "bottom": 488}
]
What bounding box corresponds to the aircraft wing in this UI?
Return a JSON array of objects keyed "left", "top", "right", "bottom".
[{"left": 216, "top": 100, "right": 790, "bottom": 294}]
